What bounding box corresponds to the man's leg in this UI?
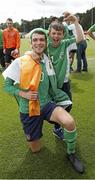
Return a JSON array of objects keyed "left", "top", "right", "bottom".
[
  {"left": 4, "top": 53, "right": 11, "bottom": 68},
  {"left": 62, "top": 81, "right": 72, "bottom": 112},
  {"left": 0, "top": 49, "right": 5, "bottom": 71},
  {"left": 69, "top": 51, "right": 75, "bottom": 72},
  {"left": 50, "top": 106, "right": 84, "bottom": 173},
  {"left": 20, "top": 113, "right": 43, "bottom": 153},
  {"left": 81, "top": 41, "right": 88, "bottom": 71},
  {"left": 76, "top": 43, "right": 82, "bottom": 72},
  {"left": 29, "top": 140, "right": 41, "bottom": 153},
  {"left": 5, "top": 48, "right": 14, "bottom": 68},
  {"left": 53, "top": 81, "right": 72, "bottom": 140}
]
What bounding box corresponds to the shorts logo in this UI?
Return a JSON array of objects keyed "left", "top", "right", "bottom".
[{"left": 26, "top": 134, "right": 31, "bottom": 141}]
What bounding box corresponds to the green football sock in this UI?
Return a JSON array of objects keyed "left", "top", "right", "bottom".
[{"left": 64, "top": 128, "right": 77, "bottom": 155}]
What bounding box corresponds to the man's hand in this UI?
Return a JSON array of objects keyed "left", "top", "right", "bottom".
[
  {"left": 19, "top": 90, "right": 38, "bottom": 101},
  {"left": 11, "top": 49, "right": 19, "bottom": 58},
  {"left": 63, "top": 12, "right": 78, "bottom": 24},
  {"left": 63, "top": 11, "right": 71, "bottom": 18},
  {"left": 3, "top": 49, "right": 6, "bottom": 54}
]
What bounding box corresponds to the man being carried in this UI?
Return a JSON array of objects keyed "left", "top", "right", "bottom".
[{"left": 47, "top": 12, "right": 85, "bottom": 139}]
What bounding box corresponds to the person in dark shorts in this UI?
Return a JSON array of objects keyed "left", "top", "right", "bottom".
[
  {"left": 3, "top": 18, "right": 20, "bottom": 68},
  {"left": 3, "top": 28, "right": 84, "bottom": 173}
]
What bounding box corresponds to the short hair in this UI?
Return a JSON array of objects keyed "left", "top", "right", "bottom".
[
  {"left": 49, "top": 22, "right": 64, "bottom": 32},
  {"left": 7, "top": 18, "right": 13, "bottom": 22},
  {"left": 30, "top": 28, "right": 47, "bottom": 41},
  {"left": 51, "top": 16, "right": 58, "bottom": 22}
]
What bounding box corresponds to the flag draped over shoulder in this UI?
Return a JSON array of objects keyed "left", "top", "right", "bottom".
[
  {"left": 3, "top": 53, "right": 42, "bottom": 116},
  {"left": 20, "top": 54, "right": 42, "bottom": 116}
]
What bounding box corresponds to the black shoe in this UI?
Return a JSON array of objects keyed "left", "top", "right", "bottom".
[
  {"left": 67, "top": 153, "right": 84, "bottom": 173},
  {"left": 53, "top": 128, "right": 65, "bottom": 140},
  {"left": 82, "top": 69, "right": 88, "bottom": 72},
  {"left": 70, "top": 66, "right": 74, "bottom": 72},
  {"left": 74, "top": 70, "right": 81, "bottom": 73}
]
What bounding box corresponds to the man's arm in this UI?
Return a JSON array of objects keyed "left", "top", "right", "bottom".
[
  {"left": 4, "top": 77, "right": 20, "bottom": 96},
  {"left": 16, "top": 30, "right": 20, "bottom": 49},
  {"left": 87, "top": 30, "right": 95, "bottom": 40},
  {"left": 63, "top": 12, "right": 85, "bottom": 43},
  {"left": 4, "top": 77, "right": 38, "bottom": 101},
  {"left": 87, "top": 24, "right": 95, "bottom": 40}
]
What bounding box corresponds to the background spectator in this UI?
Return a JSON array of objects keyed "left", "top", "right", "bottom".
[{"left": 3, "top": 18, "right": 20, "bottom": 68}]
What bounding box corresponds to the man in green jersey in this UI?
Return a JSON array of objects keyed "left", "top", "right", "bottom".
[
  {"left": 48, "top": 12, "right": 85, "bottom": 139},
  {"left": 3, "top": 29, "right": 84, "bottom": 173}
]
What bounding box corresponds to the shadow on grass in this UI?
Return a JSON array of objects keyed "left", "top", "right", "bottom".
[
  {"left": 70, "top": 72, "right": 94, "bottom": 93},
  {"left": 71, "top": 81, "right": 85, "bottom": 93},
  {"left": 71, "top": 72, "right": 94, "bottom": 81},
  {"left": 6, "top": 139, "right": 88, "bottom": 179}
]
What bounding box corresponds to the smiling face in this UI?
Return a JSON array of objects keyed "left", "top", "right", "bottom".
[
  {"left": 49, "top": 28, "right": 64, "bottom": 47},
  {"left": 31, "top": 33, "right": 46, "bottom": 56}
]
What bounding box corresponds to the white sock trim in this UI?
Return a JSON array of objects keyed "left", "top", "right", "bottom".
[{"left": 64, "top": 128, "right": 76, "bottom": 133}]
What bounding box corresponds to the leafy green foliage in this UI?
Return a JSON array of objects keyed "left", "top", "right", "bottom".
[{"left": 1, "top": 7, "right": 95, "bottom": 32}]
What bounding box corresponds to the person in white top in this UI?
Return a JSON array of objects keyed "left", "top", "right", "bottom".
[{"left": 68, "top": 20, "right": 77, "bottom": 71}]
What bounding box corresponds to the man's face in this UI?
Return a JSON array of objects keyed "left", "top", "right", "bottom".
[
  {"left": 31, "top": 33, "right": 46, "bottom": 55},
  {"left": 49, "top": 28, "right": 64, "bottom": 47},
  {"left": 6, "top": 20, "right": 13, "bottom": 29}
]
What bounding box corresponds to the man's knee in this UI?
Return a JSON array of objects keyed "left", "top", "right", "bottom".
[
  {"left": 50, "top": 106, "right": 75, "bottom": 131},
  {"left": 65, "top": 117, "right": 75, "bottom": 131},
  {"left": 29, "top": 139, "right": 41, "bottom": 153}
]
